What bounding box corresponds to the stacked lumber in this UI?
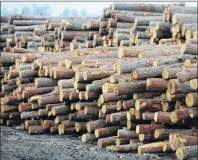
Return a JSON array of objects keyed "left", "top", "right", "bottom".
[{"left": 0, "top": 2, "right": 197, "bottom": 159}]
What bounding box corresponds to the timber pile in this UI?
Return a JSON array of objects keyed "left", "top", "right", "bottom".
[
  {"left": 96, "top": 2, "right": 188, "bottom": 47},
  {"left": 0, "top": 2, "right": 197, "bottom": 160}
]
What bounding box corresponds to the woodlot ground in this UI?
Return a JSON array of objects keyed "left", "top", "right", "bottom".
[{"left": 1, "top": 126, "right": 177, "bottom": 160}]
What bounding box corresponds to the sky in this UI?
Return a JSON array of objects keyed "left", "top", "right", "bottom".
[{"left": 1, "top": 2, "right": 197, "bottom": 16}]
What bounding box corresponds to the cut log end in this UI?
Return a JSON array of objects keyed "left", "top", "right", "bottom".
[
  {"left": 162, "top": 68, "right": 169, "bottom": 80},
  {"left": 186, "top": 93, "right": 194, "bottom": 107},
  {"left": 170, "top": 112, "right": 178, "bottom": 123},
  {"left": 132, "top": 70, "right": 138, "bottom": 80},
  {"left": 176, "top": 147, "right": 184, "bottom": 160}
]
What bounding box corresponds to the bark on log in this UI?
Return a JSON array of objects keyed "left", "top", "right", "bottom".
[
  {"left": 98, "top": 136, "right": 116, "bottom": 148},
  {"left": 114, "top": 80, "right": 146, "bottom": 96},
  {"left": 176, "top": 68, "right": 197, "bottom": 83},
  {"left": 176, "top": 145, "right": 198, "bottom": 160},
  {"left": 81, "top": 133, "right": 97, "bottom": 143},
  {"left": 154, "top": 111, "right": 171, "bottom": 123},
  {"left": 186, "top": 92, "right": 198, "bottom": 107},
  {"left": 146, "top": 78, "right": 168, "bottom": 92},
  {"left": 138, "top": 142, "right": 165, "bottom": 154},
  {"left": 136, "top": 124, "right": 164, "bottom": 134},
  {"left": 95, "top": 126, "right": 122, "bottom": 138},
  {"left": 86, "top": 119, "right": 107, "bottom": 133}
]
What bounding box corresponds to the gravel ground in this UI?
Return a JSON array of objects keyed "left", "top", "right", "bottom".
[{"left": 1, "top": 126, "right": 178, "bottom": 160}]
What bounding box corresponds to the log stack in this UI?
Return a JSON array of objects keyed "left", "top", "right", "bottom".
[{"left": 0, "top": 2, "right": 197, "bottom": 160}]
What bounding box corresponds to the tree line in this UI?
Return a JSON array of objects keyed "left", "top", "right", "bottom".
[{"left": 1, "top": 4, "right": 87, "bottom": 16}]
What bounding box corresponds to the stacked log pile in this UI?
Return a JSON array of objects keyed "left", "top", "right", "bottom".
[{"left": 0, "top": 2, "right": 197, "bottom": 160}]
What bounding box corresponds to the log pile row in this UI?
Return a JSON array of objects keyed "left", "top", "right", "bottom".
[
  {"left": 0, "top": 16, "right": 102, "bottom": 52},
  {"left": 0, "top": 2, "right": 197, "bottom": 160}
]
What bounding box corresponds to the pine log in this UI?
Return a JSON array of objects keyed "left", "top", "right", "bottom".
[
  {"left": 86, "top": 119, "right": 107, "bottom": 133},
  {"left": 176, "top": 145, "right": 198, "bottom": 160},
  {"left": 95, "top": 126, "right": 122, "bottom": 138},
  {"left": 169, "top": 132, "right": 198, "bottom": 151},
  {"left": 114, "top": 80, "right": 146, "bottom": 96},
  {"left": 186, "top": 92, "right": 198, "bottom": 107},
  {"left": 98, "top": 136, "right": 116, "bottom": 148},
  {"left": 154, "top": 111, "right": 171, "bottom": 123},
  {"left": 190, "top": 79, "right": 198, "bottom": 90},
  {"left": 172, "top": 14, "right": 197, "bottom": 26},
  {"left": 176, "top": 68, "right": 197, "bottom": 83},
  {"left": 138, "top": 142, "right": 165, "bottom": 154},
  {"left": 135, "top": 99, "right": 162, "bottom": 111},
  {"left": 81, "top": 133, "right": 97, "bottom": 143},
  {"left": 170, "top": 108, "right": 192, "bottom": 123},
  {"left": 136, "top": 124, "right": 164, "bottom": 134}
]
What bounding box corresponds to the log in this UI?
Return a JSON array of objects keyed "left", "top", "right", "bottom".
[
  {"left": 98, "top": 92, "right": 128, "bottom": 106},
  {"left": 142, "top": 112, "right": 155, "bottom": 121},
  {"left": 114, "top": 80, "right": 146, "bottom": 96},
  {"left": 146, "top": 78, "right": 168, "bottom": 92},
  {"left": 186, "top": 92, "right": 198, "bottom": 107},
  {"left": 95, "top": 126, "right": 121, "bottom": 138},
  {"left": 139, "top": 134, "right": 155, "bottom": 142},
  {"left": 98, "top": 136, "right": 116, "bottom": 148},
  {"left": 75, "top": 122, "right": 87, "bottom": 133},
  {"left": 169, "top": 133, "right": 198, "bottom": 151},
  {"left": 81, "top": 133, "right": 97, "bottom": 143},
  {"left": 22, "top": 86, "right": 55, "bottom": 98},
  {"left": 176, "top": 68, "right": 197, "bottom": 83},
  {"left": 112, "top": 3, "right": 185, "bottom": 12},
  {"left": 154, "top": 111, "right": 171, "bottom": 123},
  {"left": 110, "top": 111, "right": 127, "bottom": 123},
  {"left": 170, "top": 108, "right": 191, "bottom": 123},
  {"left": 172, "top": 14, "right": 197, "bottom": 26},
  {"left": 24, "top": 120, "right": 41, "bottom": 130},
  {"left": 136, "top": 123, "right": 164, "bottom": 134},
  {"left": 117, "top": 129, "right": 138, "bottom": 139},
  {"left": 132, "top": 66, "right": 163, "bottom": 80},
  {"left": 86, "top": 119, "right": 107, "bottom": 133},
  {"left": 138, "top": 142, "right": 165, "bottom": 154},
  {"left": 38, "top": 94, "right": 61, "bottom": 105},
  {"left": 176, "top": 145, "right": 198, "bottom": 160},
  {"left": 107, "top": 143, "right": 143, "bottom": 152},
  {"left": 21, "top": 111, "right": 39, "bottom": 119},
  {"left": 162, "top": 67, "right": 182, "bottom": 80},
  {"left": 190, "top": 79, "right": 198, "bottom": 90},
  {"left": 135, "top": 99, "right": 162, "bottom": 111},
  {"left": 35, "top": 78, "right": 57, "bottom": 87},
  {"left": 168, "top": 79, "right": 193, "bottom": 94},
  {"left": 51, "top": 105, "right": 69, "bottom": 116}
]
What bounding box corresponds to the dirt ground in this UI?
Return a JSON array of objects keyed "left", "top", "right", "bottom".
[{"left": 1, "top": 126, "right": 178, "bottom": 160}]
